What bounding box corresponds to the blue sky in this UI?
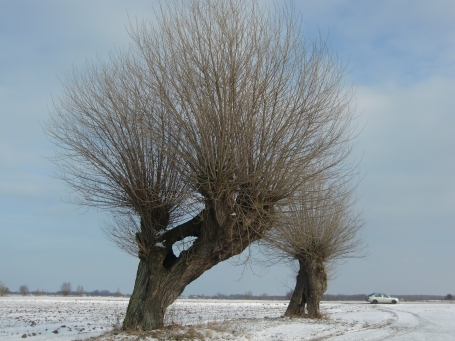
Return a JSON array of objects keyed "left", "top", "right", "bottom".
[{"left": 0, "top": 0, "right": 454, "bottom": 296}]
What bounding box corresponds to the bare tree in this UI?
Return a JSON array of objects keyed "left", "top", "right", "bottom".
[
  {"left": 0, "top": 281, "right": 9, "bottom": 296},
  {"left": 19, "top": 285, "right": 29, "bottom": 296},
  {"left": 263, "top": 176, "right": 365, "bottom": 318},
  {"left": 244, "top": 291, "right": 254, "bottom": 300},
  {"left": 114, "top": 288, "right": 122, "bottom": 297},
  {"left": 60, "top": 282, "right": 72, "bottom": 296},
  {"left": 76, "top": 285, "right": 84, "bottom": 296},
  {"left": 46, "top": 0, "right": 355, "bottom": 330}
]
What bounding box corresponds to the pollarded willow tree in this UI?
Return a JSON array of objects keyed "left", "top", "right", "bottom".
[
  {"left": 263, "top": 175, "right": 365, "bottom": 318},
  {"left": 46, "top": 0, "right": 356, "bottom": 330}
]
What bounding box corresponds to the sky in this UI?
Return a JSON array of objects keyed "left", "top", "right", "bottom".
[{"left": 0, "top": 0, "right": 454, "bottom": 297}]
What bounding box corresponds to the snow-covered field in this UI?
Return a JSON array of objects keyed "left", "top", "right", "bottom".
[{"left": 1, "top": 296, "right": 454, "bottom": 340}]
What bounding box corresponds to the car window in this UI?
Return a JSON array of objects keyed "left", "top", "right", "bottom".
[
  {"left": 383, "top": 295, "right": 390, "bottom": 298},
  {"left": 375, "top": 294, "right": 382, "bottom": 297}
]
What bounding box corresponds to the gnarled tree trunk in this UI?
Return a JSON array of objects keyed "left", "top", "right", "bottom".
[
  {"left": 285, "top": 258, "right": 327, "bottom": 319},
  {"left": 123, "top": 211, "right": 264, "bottom": 330},
  {"left": 122, "top": 254, "right": 175, "bottom": 329}
]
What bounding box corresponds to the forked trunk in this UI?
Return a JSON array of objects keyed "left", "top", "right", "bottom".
[
  {"left": 285, "top": 258, "right": 327, "bottom": 318},
  {"left": 123, "top": 212, "right": 262, "bottom": 330}
]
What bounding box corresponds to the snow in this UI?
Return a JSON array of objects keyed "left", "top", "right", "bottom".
[
  {"left": 0, "top": 296, "right": 126, "bottom": 340},
  {"left": 1, "top": 296, "right": 454, "bottom": 340}
]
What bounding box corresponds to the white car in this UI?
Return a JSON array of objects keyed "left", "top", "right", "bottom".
[{"left": 365, "top": 293, "right": 399, "bottom": 304}]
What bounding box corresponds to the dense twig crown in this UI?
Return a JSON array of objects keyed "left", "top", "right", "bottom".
[{"left": 46, "top": 0, "right": 355, "bottom": 257}]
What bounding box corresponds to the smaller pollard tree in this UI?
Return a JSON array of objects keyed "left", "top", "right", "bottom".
[
  {"left": 264, "top": 176, "right": 365, "bottom": 318},
  {"left": 76, "top": 285, "right": 84, "bottom": 296}
]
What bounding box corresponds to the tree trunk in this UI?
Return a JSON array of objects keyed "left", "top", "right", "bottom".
[
  {"left": 284, "top": 262, "right": 307, "bottom": 317},
  {"left": 122, "top": 259, "right": 167, "bottom": 330},
  {"left": 122, "top": 212, "right": 262, "bottom": 330},
  {"left": 284, "top": 258, "right": 327, "bottom": 319},
  {"left": 306, "top": 258, "right": 327, "bottom": 318}
]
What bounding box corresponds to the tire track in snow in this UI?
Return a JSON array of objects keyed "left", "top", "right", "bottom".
[
  {"left": 378, "top": 306, "right": 432, "bottom": 340},
  {"left": 308, "top": 307, "right": 397, "bottom": 341},
  {"left": 314, "top": 305, "right": 429, "bottom": 341}
]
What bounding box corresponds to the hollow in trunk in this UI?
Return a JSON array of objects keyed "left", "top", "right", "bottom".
[{"left": 123, "top": 212, "right": 264, "bottom": 330}]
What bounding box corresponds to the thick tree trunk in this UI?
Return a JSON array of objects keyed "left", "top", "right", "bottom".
[
  {"left": 122, "top": 259, "right": 168, "bottom": 330},
  {"left": 284, "top": 258, "right": 327, "bottom": 319},
  {"left": 122, "top": 211, "right": 262, "bottom": 330}
]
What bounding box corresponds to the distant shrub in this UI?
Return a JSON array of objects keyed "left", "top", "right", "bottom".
[
  {"left": 60, "top": 282, "right": 71, "bottom": 296},
  {"left": 0, "top": 281, "right": 9, "bottom": 296},
  {"left": 19, "top": 285, "right": 29, "bottom": 296},
  {"left": 244, "top": 291, "right": 253, "bottom": 299},
  {"left": 76, "top": 285, "right": 84, "bottom": 296},
  {"left": 446, "top": 294, "right": 453, "bottom": 300},
  {"left": 322, "top": 294, "right": 367, "bottom": 301},
  {"left": 113, "top": 288, "right": 122, "bottom": 297}
]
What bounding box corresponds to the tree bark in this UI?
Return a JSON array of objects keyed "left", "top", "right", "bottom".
[
  {"left": 284, "top": 258, "right": 327, "bottom": 319},
  {"left": 123, "top": 211, "right": 262, "bottom": 330},
  {"left": 123, "top": 261, "right": 162, "bottom": 329}
]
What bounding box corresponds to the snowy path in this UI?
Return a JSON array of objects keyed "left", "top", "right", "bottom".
[
  {"left": 307, "top": 303, "right": 455, "bottom": 341},
  {"left": 203, "top": 302, "right": 455, "bottom": 341},
  {"left": 375, "top": 304, "right": 455, "bottom": 341},
  {"left": 1, "top": 297, "right": 454, "bottom": 340}
]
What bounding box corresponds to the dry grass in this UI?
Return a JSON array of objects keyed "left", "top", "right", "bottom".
[
  {"left": 98, "top": 325, "right": 218, "bottom": 341},
  {"left": 93, "top": 306, "right": 243, "bottom": 341},
  {"left": 95, "top": 312, "right": 247, "bottom": 341}
]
